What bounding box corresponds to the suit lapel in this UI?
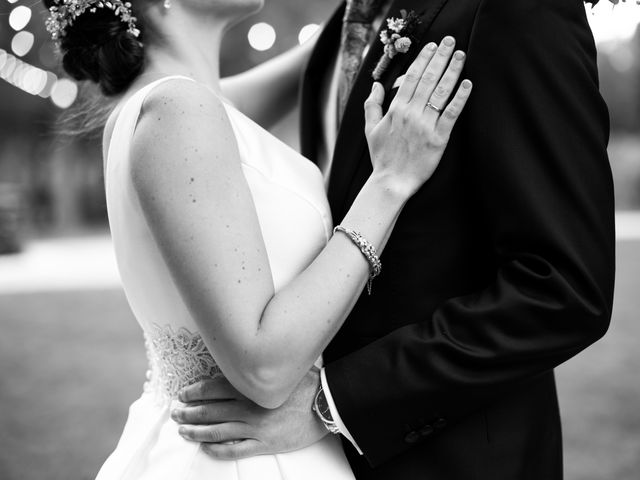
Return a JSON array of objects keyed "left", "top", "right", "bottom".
[
  {"left": 300, "top": 3, "right": 346, "bottom": 164},
  {"left": 326, "top": 0, "right": 450, "bottom": 222}
]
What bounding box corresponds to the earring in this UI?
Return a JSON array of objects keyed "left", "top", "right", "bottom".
[{"left": 163, "top": 0, "right": 171, "bottom": 9}]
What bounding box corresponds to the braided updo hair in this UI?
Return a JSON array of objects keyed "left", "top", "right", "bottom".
[{"left": 43, "top": 0, "right": 155, "bottom": 96}]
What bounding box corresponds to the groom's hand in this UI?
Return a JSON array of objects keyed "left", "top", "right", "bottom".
[{"left": 172, "top": 369, "right": 328, "bottom": 460}]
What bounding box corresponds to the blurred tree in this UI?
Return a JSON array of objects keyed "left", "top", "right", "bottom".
[{"left": 598, "top": 25, "right": 640, "bottom": 131}]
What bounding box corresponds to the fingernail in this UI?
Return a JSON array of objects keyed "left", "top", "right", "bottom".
[
  {"left": 454, "top": 51, "right": 465, "bottom": 60},
  {"left": 171, "top": 409, "right": 180, "bottom": 420},
  {"left": 178, "top": 426, "right": 187, "bottom": 436},
  {"left": 443, "top": 36, "right": 455, "bottom": 47},
  {"left": 462, "top": 79, "right": 472, "bottom": 89}
]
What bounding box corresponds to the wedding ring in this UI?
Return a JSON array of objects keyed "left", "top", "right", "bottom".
[{"left": 426, "top": 102, "right": 443, "bottom": 114}]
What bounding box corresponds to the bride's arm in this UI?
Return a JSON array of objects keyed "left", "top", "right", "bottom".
[
  {"left": 130, "top": 43, "right": 470, "bottom": 409},
  {"left": 220, "top": 31, "right": 318, "bottom": 129}
]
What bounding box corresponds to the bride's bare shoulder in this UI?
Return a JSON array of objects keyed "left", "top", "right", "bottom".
[
  {"left": 139, "top": 78, "right": 227, "bottom": 127},
  {"left": 132, "top": 78, "right": 235, "bottom": 158},
  {"left": 128, "top": 78, "right": 241, "bottom": 196}
]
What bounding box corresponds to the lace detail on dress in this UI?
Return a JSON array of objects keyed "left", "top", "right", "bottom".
[{"left": 144, "top": 323, "right": 222, "bottom": 402}]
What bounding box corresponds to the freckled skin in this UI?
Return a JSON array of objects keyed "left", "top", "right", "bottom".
[{"left": 129, "top": 76, "right": 456, "bottom": 411}]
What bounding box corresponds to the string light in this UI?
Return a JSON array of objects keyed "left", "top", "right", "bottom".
[
  {"left": 298, "top": 24, "right": 319, "bottom": 45},
  {"left": 11, "top": 31, "right": 35, "bottom": 57},
  {"left": 0, "top": 48, "right": 78, "bottom": 108},
  {"left": 50, "top": 78, "right": 78, "bottom": 108},
  {"left": 247, "top": 23, "right": 276, "bottom": 51},
  {"left": 8, "top": 6, "right": 32, "bottom": 32}
]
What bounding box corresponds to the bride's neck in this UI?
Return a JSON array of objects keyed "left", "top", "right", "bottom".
[{"left": 144, "top": 19, "right": 226, "bottom": 94}]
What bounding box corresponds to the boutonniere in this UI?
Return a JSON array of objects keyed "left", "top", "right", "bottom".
[{"left": 372, "top": 9, "right": 422, "bottom": 81}]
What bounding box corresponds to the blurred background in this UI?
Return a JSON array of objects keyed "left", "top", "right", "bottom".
[{"left": 0, "top": 0, "right": 639, "bottom": 479}]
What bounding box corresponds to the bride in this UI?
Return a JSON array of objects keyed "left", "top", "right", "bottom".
[{"left": 43, "top": 0, "right": 471, "bottom": 478}]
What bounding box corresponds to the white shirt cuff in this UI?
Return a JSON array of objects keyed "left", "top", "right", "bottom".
[{"left": 320, "top": 367, "right": 363, "bottom": 455}]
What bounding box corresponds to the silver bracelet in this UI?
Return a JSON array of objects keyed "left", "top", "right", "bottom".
[{"left": 333, "top": 225, "right": 382, "bottom": 295}]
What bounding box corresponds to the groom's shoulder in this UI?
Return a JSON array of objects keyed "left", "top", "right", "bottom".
[
  {"left": 469, "top": 0, "right": 588, "bottom": 34},
  {"left": 477, "top": 0, "right": 582, "bottom": 13}
]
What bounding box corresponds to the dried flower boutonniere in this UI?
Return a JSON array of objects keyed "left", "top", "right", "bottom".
[{"left": 372, "top": 9, "right": 422, "bottom": 81}]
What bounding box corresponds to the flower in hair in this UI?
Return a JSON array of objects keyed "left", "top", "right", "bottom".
[
  {"left": 45, "top": 0, "right": 141, "bottom": 46},
  {"left": 372, "top": 9, "right": 421, "bottom": 81}
]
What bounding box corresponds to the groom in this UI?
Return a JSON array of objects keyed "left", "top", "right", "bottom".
[{"left": 174, "top": 0, "right": 615, "bottom": 478}]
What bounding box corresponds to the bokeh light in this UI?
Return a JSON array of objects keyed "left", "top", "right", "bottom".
[
  {"left": 11, "top": 31, "right": 35, "bottom": 58},
  {"left": 0, "top": 53, "right": 17, "bottom": 79},
  {"left": 8, "top": 6, "right": 32, "bottom": 32},
  {"left": 22, "top": 67, "right": 48, "bottom": 95},
  {"left": 50, "top": 78, "right": 78, "bottom": 109},
  {"left": 39, "top": 72, "right": 59, "bottom": 98},
  {"left": 247, "top": 23, "right": 276, "bottom": 51},
  {"left": 0, "top": 50, "right": 8, "bottom": 71},
  {"left": 298, "top": 23, "right": 320, "bottom": 45}
]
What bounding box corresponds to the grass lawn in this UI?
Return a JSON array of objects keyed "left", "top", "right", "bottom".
[
  {"left": 0, "top": 242, "right": 639, "bottom": 480},
  {"left": 558, "top": 240, "right": 640, "bottom": 480}
]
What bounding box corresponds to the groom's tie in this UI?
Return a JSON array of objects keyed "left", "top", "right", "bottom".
[{"left": 337, "top": 0, "right": 385, "bottom": 123}]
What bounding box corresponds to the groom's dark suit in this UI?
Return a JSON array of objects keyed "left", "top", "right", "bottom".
[{"left": 300, "top": 0, "right": 615, "bottom": 478}]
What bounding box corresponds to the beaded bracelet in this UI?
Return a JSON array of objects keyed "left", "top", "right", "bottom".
[{"left": 333, "top": 225, "right": 382, "bottom": 295}]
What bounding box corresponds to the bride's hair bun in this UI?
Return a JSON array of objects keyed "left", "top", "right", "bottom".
[{"left": 43, "top": 0, "right": 145, "bottom": 96}]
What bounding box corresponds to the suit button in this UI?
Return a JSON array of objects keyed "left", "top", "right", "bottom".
[
  {"left": 434, "top": 418, "right": 447, "bottom": 429},
  {"left": 404, "top": 431, "right": 420, "bottom": 444},
  {"left": 419, "top": 425, "right": 434, "bottom": 436}
]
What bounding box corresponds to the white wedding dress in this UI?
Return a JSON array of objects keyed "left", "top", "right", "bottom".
[{"left": 97, "top": 76, "right": 355, "bottom": 480}]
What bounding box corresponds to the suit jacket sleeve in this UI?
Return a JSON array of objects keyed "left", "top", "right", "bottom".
[{"left": 323, "top": 0, "right": 615, "bottom": 466}]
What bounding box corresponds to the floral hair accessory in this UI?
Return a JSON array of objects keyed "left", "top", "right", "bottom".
[
  {"left": 372, "top": 9, "right": 421, "bottom": 81},
  {"left": 46, "top": 0, "right": 141, "bottom": 45}
]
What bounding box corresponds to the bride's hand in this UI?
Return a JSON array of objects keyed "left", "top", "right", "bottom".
[{"left": 364, "top": 36, "right": 472, "bottom": 198}]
